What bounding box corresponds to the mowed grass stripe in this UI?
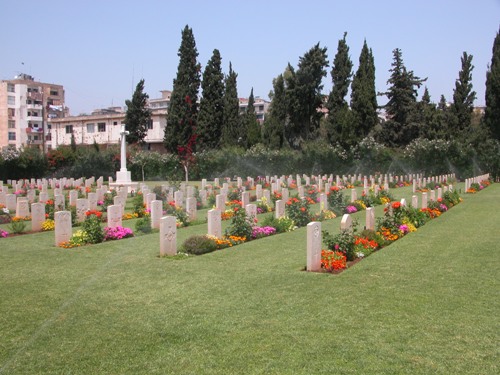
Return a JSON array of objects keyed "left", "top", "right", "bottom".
[{"left": 0, "top": 184, "right": 498, "bottom": 374}]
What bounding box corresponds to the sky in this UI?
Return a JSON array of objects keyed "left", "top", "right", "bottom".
[{"left": 2, "top": 0, "right": 499, "bottom": 115}]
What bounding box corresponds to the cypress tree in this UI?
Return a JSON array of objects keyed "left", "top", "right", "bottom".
[
  {"left": 285, "top": 43, "right": 329, "bottom": 148},
  {"left": 351, "top": 40, "right": 378, "bottom": 140},
  {"left": 450, "top": 52, "right": 476, "bottom": 138},
  {"left": 164, "top": 25, "right": 201, "bottom": 154},
  {"left": 197, "top": 49, "right": 225, "bottom": 150},
  {"left": 484, "top": 27, "right": 500, "bottom": 141},
  {"left": 222, "top": 62, "right": 240, "bottom": 147},
  {"left": 244, "top": 88, "right": 262, "bottom": 148},
  {"left": 262, "top": 74, "right": 287, "bottom": 149},
  {"left": 326, "top": 32, "right": 354, "bottom": 147},
  {"left": 125, "top": 79, "right": 151, "bottom": 145},
  {"left": 380, "top": 48, "right": 426, "bottom": 146}
]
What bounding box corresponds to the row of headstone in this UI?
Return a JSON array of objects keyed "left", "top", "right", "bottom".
[{"left": 464, "top": 173, "right": 489, "bottom": 191}]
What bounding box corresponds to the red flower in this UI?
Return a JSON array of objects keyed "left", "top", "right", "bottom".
[{"left": 392, "top": 202, "right": 401, "bottom": 209}]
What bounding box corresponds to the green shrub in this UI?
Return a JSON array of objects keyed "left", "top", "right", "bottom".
[
  {"left": 9, "top": 220, "right": 27, "bottom": 234},
  {"left": 181, "top": 235, "right": 217, "bottom": 255},
  {"left": 135, "top": 216, "right": 152, "bottom": 234},
  {"left": 261, "top": 215, "right": 295, "bottom": 233},
  {"left": 81, "top": 214, "right": 104, "bottom": 244}
]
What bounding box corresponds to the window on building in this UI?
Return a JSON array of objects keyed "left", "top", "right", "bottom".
[
  {"left": 8, "top": 132, "right": 16, "bottom": 141},
  {"left": 147, "top": 119, "right": 153, "bottom": 130},
  {"left": 7, "top": 84, "right": 15, "bottom": 93},
  {"left": 86, "top": 123, "right": 95, "bottom": 133},
  {"left": 47, "top": 123, "right": 52, "bottom": 129},
  {"left": 50, "top": 89, "right": 59, "bottom": 96},
  {"left": 8, "top": 96, "right": 15, "bottom": 105},
  {"left": 98, "top": 123, "right": 106, "bottom": 132},
  {"left": 113, "top": 121, "right": 118, "bottom": 125},
  {"left": 8, "top": 108, "right": 15, "bottom": 117},
  {"left": 8, "top": 120, "right": 15, "bottom": 129},
  {"left": 33, "top": 135, "right": 39, "bottom": 141},
  {"left": 46, "top": 133, "right": 52, "bottom": 141},
  {"left": 258, "top": 105, "right": 264, "bottom": 111},
  {"left": 65, "top": 125, "right": 73, "bottom": 134}
]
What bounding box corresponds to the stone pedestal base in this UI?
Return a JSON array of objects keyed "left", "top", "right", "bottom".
[{"left": 110, "top": 169, "right": 138, "bottom": 193}]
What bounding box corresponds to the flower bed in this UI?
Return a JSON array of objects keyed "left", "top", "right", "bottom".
[{"left": 321, "top": 189, "right": 463, "bottom": 273}]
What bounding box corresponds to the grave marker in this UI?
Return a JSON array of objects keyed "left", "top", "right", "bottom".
[
  {"left": 55, "top": 211, "right": 72, "bottom": 246},
  {"left": 306, "top": 222, "right": 322, "bottom": 272},
  {"left": 160, "top": 216, "right": 177, "bottom": 256}
]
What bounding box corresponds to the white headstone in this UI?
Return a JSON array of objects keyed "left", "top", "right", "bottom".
[
  {"left": 55, "top": 211, "right": 72, "bottom": 246},
  {"left": 160, "top": 216, "right": 177, "bottom": 256},
  {"left": 306, "top": 221, "right": 322, "bottom": 272},
  {"left": 412, "top": 195, "right": 418, "bottom": 208},
  {"left": 421, "top": 192, "right": 428, "bottom": 209},
  {"left": 186, "top": 197, "right": 197, "bottom": 221},
  {"left": 174, "top": 191, "right": 184, "bottom": 208},
  {"left": 340, "top": 214, "right": 353, "bottom": 232},
  {"left": 207, "top": 209, "right": 222, "bottom": 238},
  {"left": 16, "top": 199, "right": 30, "bottom": 218},
  {"left": 275, "top": 200, "right": 285, "bottom": 219},
  {"left": 365, "top": 207, "right": 375, "bottom": 231},
  {"left": 31, "top": 202, "right": 45, "bottom": 232},
  {"left": 107, "top": 205, "right": 123, "bottom": 229},
  {"left": 69, "top": 190, "right": 78, "bottom": 207},
  {"left": 245, "top": 204, "right": 257, "bottom": 220},
  {"left": 150, "top": 200, "right": 163, "bottom": 229},
  {"left": 6, "top": 194, "right": 16, "bottom": 211},
  {"left": 76, "top": 198, "right": 89, "bottom": 222}
]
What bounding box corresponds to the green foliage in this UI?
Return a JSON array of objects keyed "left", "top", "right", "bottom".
[
  {"left": 225, "top": 205, "right": 253, "bottom": 239},
  {"left": 164, "top": 25, "right": 201, "bottom": 154},
  {"left": 181, "top": 235, "right": 217, "bottom": 255},
  {"left": 322, "top": 220, "right": 359, "bottom": 261},
  {"left": 0, "top": 147, "right": 47, "bottom": 181},
  {"left": 327, "top": 188, "right": 348, "bottom": 215},
  {"left": 9, "top": 220, "right": 27, "bottom": 234},
  {"left": 135, "top": 216, "right": 152, "bottom": 234},
  {"left": 81, "top": 214, "right": 104, "bottom": 244},
  {"left": 222, "top": 62, "right": 240, "bottom": 147},
  {"left": 485, "top": 27, "right": 500, "bottom": 141},
  {"left": 326, "top": 32, "right": 354, "bottom": 147},
  {"left": 260, "top": 215, "right": 295, "bottom": 233},
  {"left": 125, "top": 79, "right": 152, "bottom": 145},
  {"left": 351, "top": 40, "right": 378, "bottom": 141},
  {"left": 284, "top": 43, "right": 329, "bottom": 149},
  {"left": 197, "top": 49, "right": 225, "bottom": 150},
  {"left": 380, "top": 48, "right": 426, "bottom": 147},
  {"left": 244, "top": 88, "right": 262, "bottom": 148},
  {"left": 132, "top": 194, "right": 146, "bottom": 217},
  {"left": 450, "top": 52, "right": 476, "bottom": 140},
  {"left": 262, "top": 74, "right": 287, "bottom": 149},
  {"left": 285, "top": 197, "right": 312, "bottom": 228}
]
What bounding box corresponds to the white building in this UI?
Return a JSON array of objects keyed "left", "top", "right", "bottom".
[{"left": 0, "top": 74, "right": 66, "bottom": 151}]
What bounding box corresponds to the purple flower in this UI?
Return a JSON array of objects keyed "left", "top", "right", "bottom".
[
  {"left": 251, "top": 226, "right": 276, "bottom": 239},
  {"left": 399, "top": 224, "right": 409, "bottom": 234},
  {"left": 439, "top": 204, "right": 448, "bottom": 212},
  {"left": 346, "top": 205, "right": 357, "bottom": 214},
  {"left": 0, "top": 229, "right": 8, "bottom": 238},
  {"left": 104, "top": 226, "right": 134, "bottom": 240}
]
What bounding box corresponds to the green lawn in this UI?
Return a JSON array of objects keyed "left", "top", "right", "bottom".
[{"left": 0, "top": 184, "right": 498, "bottom": 374}]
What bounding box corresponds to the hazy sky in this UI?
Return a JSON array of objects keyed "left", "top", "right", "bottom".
[{"left": 2, "top": 0, "right": 499, "bottom": 115}]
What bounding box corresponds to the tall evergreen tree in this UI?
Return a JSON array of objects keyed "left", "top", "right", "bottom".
[
  {"left": 484, "top": 27, "right": 500, "bottom": 141},
  {"left": 244, "top": 88, "right": 262, "bottom": 148},
  {"left": 164, "top": 25, "right": 201, "bottom": 154},
  {"left": 222, "top": 62, "right": 240, "bottom": 147},
  {"left": 197, "top": 49, "right": 225, "bottom": 150},
  {"left": 351, "top": 40, "right": 378, "bottom": 140},
  {"left": 412, "top": 87, "right": 441, "bottom": 139},
  {"left": 262, "top": 74, "right": 287, "bottom": 149},
  {"left": 284, "top": 43, "right": 329, "bottom": 149},
  {"left": 450, "top": 52, "right": 476, "bottom": 138},
  {"left": 125, "top": 79, "right": 151, "bottom": 145},
  {"left": 326, "top": 32, "right": 354, "bottom": 147},
  {"left": 380, "top": 48, "right": 426, "bottom": 146}
]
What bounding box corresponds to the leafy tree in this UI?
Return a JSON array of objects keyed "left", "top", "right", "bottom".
[
  {"left": 414, "top": 87, "right": 440, "bottom": 140},
  {"left": 484, "top": 27, "right": 500, "bottom": 141},
  {"left": 450, "top": 52, "right": 476, "bottom": 139},
  {"left": 197, "top": 49, "right": 225, "bottom": 150},
  {"left": 284, "top": 43, "right": 329, "bottom": 149},
  {"left": 222, "top": 62, "right": 240, "bottom": 147},
  {"left": 380, "top": 48, "right": 426, "bottom": 147},
  {"left": 164, "top": 25, "right": 201, "bottom": 155},
  {"left": 244, "top": 88, "right": 262, "bottom": 148},
  {"left": 125, "top": 79, "right": 151, "bottom": 145},
  {"left": 262, "top": 74, "right": 287, "bottom": 149},
  {"left": 326, "top": 32, "right": 354, "bottom": 147},
  {"left": 351, "top": 40, "right": 378, "bottom": 140}
]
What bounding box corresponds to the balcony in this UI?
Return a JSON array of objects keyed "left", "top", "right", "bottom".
[{"left": 27, "top": 92, "right": 43, "bottom": 101}]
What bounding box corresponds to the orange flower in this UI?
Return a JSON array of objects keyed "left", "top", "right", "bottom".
[{"left": 392, "top": 201, "right": 401, "bottom": 209}]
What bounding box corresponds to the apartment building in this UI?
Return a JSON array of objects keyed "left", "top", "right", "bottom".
[
  {"left": 50, "top": 90, "right": 170, "bottom": 151},
  {"left": 0, "top": 74, "right": 66, "bottom": 151},
  {"left": 238, "top": 97, "right": 270, "bottom": 124}
]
